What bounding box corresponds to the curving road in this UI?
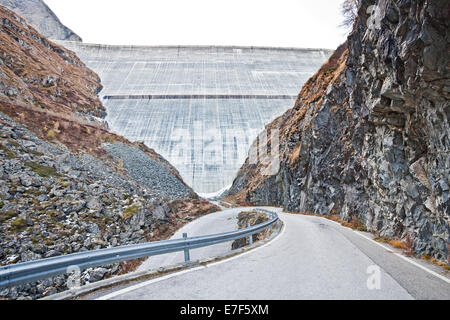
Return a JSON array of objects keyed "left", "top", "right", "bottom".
[
  {"left": 86, "top": 207, "right": 450, "bottom": 300},
  {"left": 137, "top": 207, "right": 243, "bottom": 271}
]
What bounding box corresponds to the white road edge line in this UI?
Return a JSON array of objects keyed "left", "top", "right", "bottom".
[
  {"left": 95, "top": 214, "right": 286, "bottom": 300},
  {"left": 95, "top": 266, "right": 206, "bottom": 300},
  {"left": 317, "top": 214, "right": 450, "bottom": 285},
  {"left": 353, "top": 230, "right": 450, "bottom": 285}
]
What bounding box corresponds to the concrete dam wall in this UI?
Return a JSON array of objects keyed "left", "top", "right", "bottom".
[{"left": 58, "top": 42, "right": 332, "bottom": 193}]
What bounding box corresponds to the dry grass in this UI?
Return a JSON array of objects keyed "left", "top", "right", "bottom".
[
  {"left": 373, "top": 236, "right": 449, "bottom": 271},
  {"left": 438, "top": 262, "right": 450, "bottom": 271},
  {"left": 388, "top": 240, "right": 407, "bottom": 250},
  {"left": 118, "top": 258, "right": 146, "bottom": 275},
  {"left": 341, "top": 216, "right": 368, "bottom": 232},
  {"left": 374, "top": 234, "right": 412, "bottom": 254},
  {"left": 0, "top": 99, "right": 129, "bottom": 160},
  {"left": 287, "top": 144, "right": 301, "bottom": 165},
  {"left": 422, "top": 254, "right": 450, "bottom": 271},
  {"left": 373, "top": 236, "right": 391, "bottom": 243}
]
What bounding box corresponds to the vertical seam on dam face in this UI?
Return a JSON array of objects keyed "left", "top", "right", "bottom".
[{"left": 58, "top": 41, "right": 332, "bottom": 194}]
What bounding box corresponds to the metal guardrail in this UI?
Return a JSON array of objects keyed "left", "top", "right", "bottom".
[{"left": 0, "top": 209, "right": 279, "bottom": 288}]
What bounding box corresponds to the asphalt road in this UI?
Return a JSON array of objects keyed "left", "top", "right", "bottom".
[
  {"left": 90, "top": 207, "right": 450, "bottom": 300},
  {"left": 137, "top": 207, "right": 244, "bottom": 271}
]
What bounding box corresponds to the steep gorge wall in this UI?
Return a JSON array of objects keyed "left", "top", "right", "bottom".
[{"left": 229, "top": 0, "right": 449, "bottom": 260}]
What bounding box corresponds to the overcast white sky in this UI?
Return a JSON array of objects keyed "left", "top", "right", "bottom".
[{"left": 44, "top": 0, "right": 348, "bottom": 49}]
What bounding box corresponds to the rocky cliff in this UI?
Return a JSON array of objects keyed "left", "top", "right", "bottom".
[
  {"left": 228, "top": 0, "right": 449, "bottom": 261},
  {"left": 0, "top": 0, "right": 81, "bottom": 41},
  {"left": 0, "top": 5, "right": 218, "bottom": 299}
]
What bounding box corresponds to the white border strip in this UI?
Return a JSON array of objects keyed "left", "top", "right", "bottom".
[
  {"left": 316, "top": 215, "right": 450, "bottom": 285},
  {"left": 96, "top": 266, "right": 206, "bottom": 300},
  {"left": 353, "top": 231, "right": 450, "bottom": 285}
]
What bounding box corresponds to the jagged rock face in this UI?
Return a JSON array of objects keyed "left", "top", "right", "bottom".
[
  {"left": 0, "top": 0, "right": 81, "bottom": 41},
  {"left": 229, "top": 0, "right": 449, "bottom": 260}
]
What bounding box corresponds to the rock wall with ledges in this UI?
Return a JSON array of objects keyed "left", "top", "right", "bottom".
[{"left": 228, "top": 0, "right": 449, "bottom": 261}]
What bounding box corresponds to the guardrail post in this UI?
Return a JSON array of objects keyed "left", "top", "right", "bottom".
[
  {"left": 247, "top": 222, "right": 253, "bottom": 246},
  {"left": 183, "top": 233, "right": 190, "bottom": 262},
  {"left": 0, "top": 211, "right": 279, "bottom": 288}
]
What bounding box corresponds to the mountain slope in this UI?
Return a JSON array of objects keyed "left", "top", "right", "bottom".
[
  {"left": 0, "top": 5, "right": 218, "bottom": 299},
  {"left": 228, "top": 0, "right": 449, "bottom": 262},
  {"left": 0, "top": 0, "right": 81, "bottom": 41}
]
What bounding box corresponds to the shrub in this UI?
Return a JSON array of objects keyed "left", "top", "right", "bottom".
[
  {"left": 373, "top": 236, "right": 391, "bottom": 243},
  {"left": 34, "top": 102, "right": 46, "bottom": 109},
  {"left": 0, "top": 209, "right": 18, "bottom": 223},
  {"left": 389, "top": 240, "right": 407, "bottom": 250},
  {"left": 122, "top": 205, "right": 139, "bottom": 220},
  {"left": 342, "top": 216, "right": 367, "bottom": 231},
  {"left": 340, "top": 0, "right": 359, "bottom": 30},
  {"left": 0, "top": 143, "right": 17, "bottom": 159},
  {"left": 7, "top": 139, "right": 20, "bottom": 148},
  {"left": 118, "top": 159, "right": 124, "bottom": 169},
  {"left": 10, "top": 217, "right": 26, "bottom": 232},
  {"left": 46, "top": 129, "right": 56, "bottom": 139},
  {"left": 403, "top": 234, "right": 415, "bottom": 256},
  {"left": 437, "top": 261, "right": 450, "bottom": 270},
  {"left": 29, "top": 150, "right": 44, "bottom": 157},
  {"left": 25, "top": 161, "right": 60, "bottom": 178}
]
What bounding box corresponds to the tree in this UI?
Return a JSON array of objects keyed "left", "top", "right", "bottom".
[{"left": 340, "top": 0, "right": 359, "bottom": 30}]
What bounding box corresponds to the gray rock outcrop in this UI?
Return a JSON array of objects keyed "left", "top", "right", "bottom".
[
  {"left": 0, "top": 0, "right": 82, "bottom": 41},
  {"left": 229, "top": 0, "right": 449, "bottom": 261}
]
